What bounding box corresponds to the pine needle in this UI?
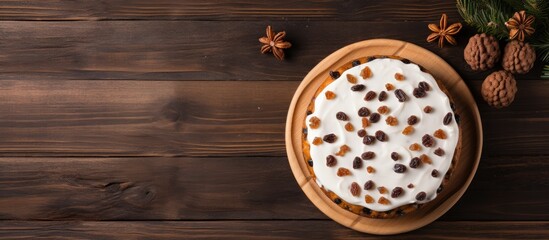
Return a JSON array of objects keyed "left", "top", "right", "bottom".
[{"left": 542, "top": 65, "right": 549, "bottom": 79}]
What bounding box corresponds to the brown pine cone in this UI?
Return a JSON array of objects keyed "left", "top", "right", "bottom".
[
  {"left": 464, "top": 34, "right": 500, "bottom": 71},
  {"left": 502, "top": 40, "right": 536, "bottom": 74},
  {"left": 481, "top": 70, "right": 517, "bottom": 108}
]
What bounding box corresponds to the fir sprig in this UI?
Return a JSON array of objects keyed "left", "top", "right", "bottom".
[
  {"left": 525, "top": 0, "right": 549, "bottom": 62},
  {"left": 456, "top": 0, "right": 514, "bottom": 39}
]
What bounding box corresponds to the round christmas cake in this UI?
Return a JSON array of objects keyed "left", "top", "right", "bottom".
[{"left": 302, "top": 56, "right": 461, "bottom": 218}]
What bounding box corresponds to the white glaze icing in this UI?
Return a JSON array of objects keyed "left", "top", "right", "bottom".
[{"left": 306, "top": 58, "right": 459, "bottom": 212}]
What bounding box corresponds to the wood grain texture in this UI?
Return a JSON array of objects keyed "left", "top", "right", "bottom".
[
  {"left": 0, "top": 155, "right": 547, "bottom": 221},
  {"left": 1, "top": 220, "right": 548, "bottom": 239},
  {"left": 0, "top": 0, "right": 545, "bottom": 237},
  {"left": 0, "top": 80, "right": 545, "bottom": 157},
  {"left": 0, "top": 0, "right": 460, "bottom": 21},
  {"left": 0, "top": 157, "right": 322, "bottom": 220},
  {"left": 444, "top": 155, "right": 549, "bottom": 221},
  {"left": 0, "top": 21, "right": 543, "bottom": 81},
  {"left": 0, "top": 80, "right": 289, "bottom": 157}
]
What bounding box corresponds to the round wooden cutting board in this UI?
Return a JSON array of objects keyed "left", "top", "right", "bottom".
[{"left": 285, "top": 39, "right": 483, "bottom": 235}]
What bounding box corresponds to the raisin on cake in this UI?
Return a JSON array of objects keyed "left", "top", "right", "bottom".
[{"left": 302, "top": 56, "right": 461, "bottom": 218}]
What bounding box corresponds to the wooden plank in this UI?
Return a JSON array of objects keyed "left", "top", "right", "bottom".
[
  {"left": 0, "top": 80, "right": 290, "bottom": 157},
  {"left": 443, "top": 156, "right": 549, "bottom": 221},
  {"left": 0, "top": 157, "right": 322, "bottom": 220},
  {"left": 0, "top": 80, "right": 546, "bottom": 157},
  {"left": 0, "top": 21, "right": 543, "bottom": 81},
  {"left": 0, "top": 220, "right": 548, "bottom": 239},
  {"left": 0, "top": 155, "right": 547, "bottom": 220},
  {"left": 0, "top": 0, "right": 460, "bottom": 21}
]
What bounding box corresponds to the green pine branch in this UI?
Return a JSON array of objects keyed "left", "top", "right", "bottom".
[
  {"left": 524, "top": 0, "right": 549, "bottom": 24},
  {"left": 456, "top": 0, "right": 514, "bottom": 39},
  {"left": 525, "top": 0, "right": 549, "bottom": 62},
  {"left": 532, "top": 31, "right": 549, "bottom": 63}
]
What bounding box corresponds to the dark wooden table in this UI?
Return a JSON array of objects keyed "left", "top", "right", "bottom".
[{"left": 0, "top": 1, "right": 547, "bottom": 239}]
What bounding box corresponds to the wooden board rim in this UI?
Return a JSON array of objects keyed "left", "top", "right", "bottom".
[{"left": 285, "top": 39, "right": 483, "bottom": 235}]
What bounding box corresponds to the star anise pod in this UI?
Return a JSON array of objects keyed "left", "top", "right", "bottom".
[
  {"left": 427, "top": 14, "right": 462, "bottom": 48},
  {"left": 505, "top": 10, "right": 535, "bottom": 42},
  {"left": 259, "top": 25, "right": 292, "bottom": 60}
]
